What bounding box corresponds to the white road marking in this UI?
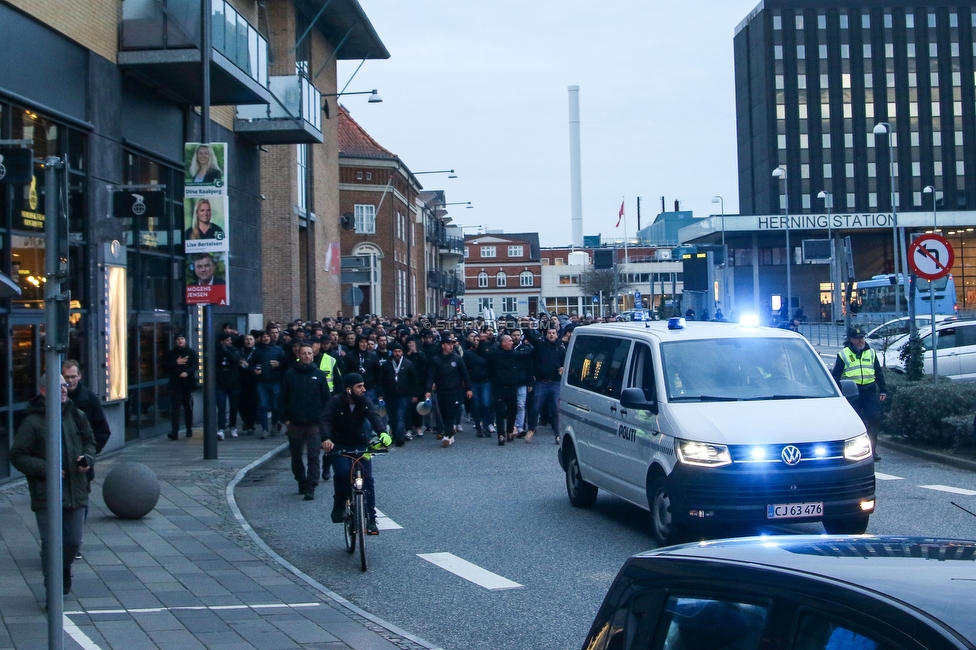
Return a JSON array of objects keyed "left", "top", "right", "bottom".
[
  {"left": 63, "top": 614, "right": 103, "bottom": 650},
  {"left": 920, "top": 485, "right": 976, "bottom": 496},
  {"left": 875, "top": 472, "right": 904, "bottom": 481},
  {"left": 374, "top": 508, "right": 402, "bottom": 530},
  {"left": 66, "top": 602, "right": 321, "bottom": 616},
  {"left": 418, "top": 552, "right": 522, "bottom": 590}
]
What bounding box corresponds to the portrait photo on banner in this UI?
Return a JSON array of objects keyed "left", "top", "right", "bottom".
[
  {"left": 184, "top": 142, "right": 226, "bottom": 187},
  {"left": 185, "top": 251, "right": 229, "bottom": 306},
  {"left": 183, "top": 195, "right": 228, "bottom": 252}
]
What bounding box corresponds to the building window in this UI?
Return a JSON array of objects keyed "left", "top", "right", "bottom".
[
  {"left": 819, "top": 44, "right": 828, "bottom": 59},
  {"left": 502, "top": 297, "right": 517, "bottom": 313},
  {"left": 478, "top": 297, "right": 493, "bottom": 312},
  {"left": 841, "top": 44, "right": 850, "bottom": 58},
  {"left": 520, "top": 271, "right": 534, "bottom": 287},
  {"left": 796, "top": 15, "right": 804, "bottom": 29},
  {"left": 824, "top": 163, "right": 832, "bottom": 178},
  {"left": 840, "top": 13, "right": 848, "bottom": 29},
  {"left": 356, "top": 171, "right": 363, "bottom": 180},
  {"left": 481, "top": 245, "right": 496, "bottom": 257},
  {"left": 797, "top": 45, "right": 806, "bottom": 58},
  {"left": 508, "top": 245, "right": 524, "bottom": 257},
  {"left": 929, "top": 43, "right": 938, "bottom": 57},
  {"left": 863, "top": 43, "right": 872, "bottom": 57},
  {"left": 559, "top": 275, "right": 580, "bottom": 285},
  {"left": 354, "top": 204, "right": 376, "bottom": 234},
  {"left": 862, "top": 14, "right": 870, "bottom": 29},
  {"left": 496, "top": 271, "right": 507, "bottom": 287},
  {"left": 297, "top": 144, "right": 308, "bottom": 212},
  {"left": 477, "top": 272, "right": 489, "bottom": 288},
  {"left": 366, "top": 171, "right": 372, "bottom": 180},
  {"left": 818, "top": 14, "right": 826, "bottom": 29},
  {"left": 906, "top": 13, "right": 915, "bottom": 29},
  {"left": 464, "top": 246, "right": 470, "bottom": 258},
  {"left": 774, "top": 45, "right": 784, "bottom": 60},
  {"left": 773, "top": 15, "right": 782, "bottom": 30}
]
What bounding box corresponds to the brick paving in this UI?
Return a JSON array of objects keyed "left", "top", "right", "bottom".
[{"left": 0, "top": 433, "right": 437, "bottom": 650}]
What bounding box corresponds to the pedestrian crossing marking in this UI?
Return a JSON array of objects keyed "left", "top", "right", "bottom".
[
  {"left": 418, "top": 552, "right": 522, "bottom": 590},
  {"left": 920, "top": 484, "right": 976, "bottom": 496},
  {"left": 64, "top": 614, "right": 102, "bottom": 650},
  {"left": 375, "top": 508, "right": 402, "bottom": 530},
  {"left": 875, "top": 472, "right": 904, "bottom": 481}
]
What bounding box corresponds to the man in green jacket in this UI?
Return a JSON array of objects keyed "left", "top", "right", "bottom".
[{"left": 11, "top": 375, "right": 96, "bottom": 596}]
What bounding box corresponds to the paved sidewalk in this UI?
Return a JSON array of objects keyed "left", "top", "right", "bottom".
[{"left": 0, "top": 432, "right": 437, "bottom": 650}]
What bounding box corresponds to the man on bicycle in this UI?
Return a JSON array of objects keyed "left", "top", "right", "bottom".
[{"left": 321, "top": 373, "right": 391, "bottom": 535}]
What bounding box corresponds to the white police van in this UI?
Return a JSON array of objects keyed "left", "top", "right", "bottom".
[{"left": 557, "top": 319, "right": 875, "bottom": 545}]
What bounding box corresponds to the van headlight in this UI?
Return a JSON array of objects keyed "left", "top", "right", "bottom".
[
  {"left": 676, "top": 439, "right": 732, "bottom": 467},
  {"left": 844, "top": 433, "right": 872, "bottom": 461}
]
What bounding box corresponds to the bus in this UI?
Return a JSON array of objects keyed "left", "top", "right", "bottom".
[{"left": 851, "top": 273, "right": 957, "bottom": 324}]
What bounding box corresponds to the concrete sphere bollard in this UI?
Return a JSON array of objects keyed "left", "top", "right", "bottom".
[{"left": 102, "top": 462, "right": 160, "bottom": 519}]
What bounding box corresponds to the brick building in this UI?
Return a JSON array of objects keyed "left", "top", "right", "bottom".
[
  {"left": 338, "top": 107, "right": 425, "bottom": 317},
  {"left": 0, "top": 0, "right": 387, "bottom": 481},
  {"left": 462, "top": 233, "right": 542, "bottom": 317}
]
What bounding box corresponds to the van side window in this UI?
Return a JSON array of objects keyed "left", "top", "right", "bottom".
[
  {"left": 627, "top": 344, "right": 656, "bottom": 402},
  {"left": 567, "top": 336, "right": 632, "bottom": 398},
  {"left": 792, "top": 612, "right": 896, "bottom": 650}
]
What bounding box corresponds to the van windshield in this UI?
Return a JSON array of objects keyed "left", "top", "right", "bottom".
[{"left": 660, "top": 337, "right": 838, "bottom": 402}]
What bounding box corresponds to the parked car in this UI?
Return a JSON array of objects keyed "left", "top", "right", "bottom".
[
  {"left": 583, "top": 535, "right": 976, "bottom": 650},
  {"left": 880, "top": 319, "right": 976, "bottom": 381},
  {"left": 621, "top": 309, "right": 652, "bottom": 322},
  {"left": 866, "top": 314, "right": 957, "bottom": 341},
  {"left": 557, "top": 321, "right": 872, "bottom": 546}
]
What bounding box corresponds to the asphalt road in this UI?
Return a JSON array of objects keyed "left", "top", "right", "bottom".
[{"left": 235, "top": 429, "right": 976, "bottom": 650}]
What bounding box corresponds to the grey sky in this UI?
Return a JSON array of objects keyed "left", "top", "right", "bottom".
[{"left": 339, "top": 0, "right": 762, "bottom": 247}]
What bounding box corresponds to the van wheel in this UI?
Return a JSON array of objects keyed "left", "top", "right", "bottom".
[
  {"left": 565, "top": 448, "right": 598, "bottom": 508},
  {"left": 822, "top": 515, "right": 869, "bottom": 535},
  {"left": 648, "top": 476, "right": 684, "bottom": 546}
]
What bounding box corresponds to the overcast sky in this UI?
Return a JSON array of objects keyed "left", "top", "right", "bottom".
[{"left": 338, "top": 0, "right": 762, "bottom": 247}]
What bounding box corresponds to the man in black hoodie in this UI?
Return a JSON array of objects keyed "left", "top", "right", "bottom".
[
  {"left": 524, "top": 326, "right": 567, "bottom": 443},
  {"left": 377, "top": 343, "right": 418, "bottom": 446},
  {"left": 425, "top": 333, "right": 472, "bottom": 448},
  {"left": 164, "top": 334, "right": 198, "bottom": 439},
  {"left": 279, "top": 343, "right": 332, "bottom": 500},
  {"left": 463, "top": 332, "right": 492, "bottom": 437},
  {"left": 483, "top": 333, "right": 534, "bottom": 445}
]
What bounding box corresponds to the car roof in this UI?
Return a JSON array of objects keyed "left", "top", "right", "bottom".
[
  {"left": 632, "top": 535, "right": 976, "bottom": 640},
  {"left": 571, "top": 321, "right": 804, "bottom": 343}
]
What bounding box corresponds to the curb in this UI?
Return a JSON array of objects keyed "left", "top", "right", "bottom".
[
  {"left": 879, "top": 436, "right": 976, "bottom": 473},
  {"left": 226, "top": 444, "right": 443, "bottom": 650}
]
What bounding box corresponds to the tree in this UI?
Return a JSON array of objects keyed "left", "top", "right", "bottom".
[
  {"left": 898, "top": 330, "right": 925, "bottom": 381},
  {"left": 580, "top": 269, "right": 630, "bottom": 312}
]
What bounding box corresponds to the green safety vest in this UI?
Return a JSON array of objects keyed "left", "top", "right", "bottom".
[
  {"left": 319, "top": 354, "right": 337, "bottom": 391},
  {"left": 840, "top": 347, "right": 877, "bottom": 385}
]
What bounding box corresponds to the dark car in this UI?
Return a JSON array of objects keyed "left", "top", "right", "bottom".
[{"left": 584, "top": 535, "right": 976, "bottom": 650}]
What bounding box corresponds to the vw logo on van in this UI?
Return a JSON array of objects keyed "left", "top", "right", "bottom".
[{"left": 781, "top": 445, "right": 802, "bottom": 466}]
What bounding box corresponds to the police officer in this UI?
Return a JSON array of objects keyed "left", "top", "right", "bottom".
[{"left": 832, "top": 326, "right": 887, "bottom": 461}]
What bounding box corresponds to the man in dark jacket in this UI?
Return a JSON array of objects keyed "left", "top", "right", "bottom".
[
  {"left": 11, "top": 376, "right": 96, "bottom": 597},
  {"left": 483, "top": 334, "right": 535, "bottom": 445},
  {"left": 405, "top": 336, "right": 428, "bottom": 438},
  {"left": 377, "top": 342, "right": 418, "bottom": 446},
  {"left": 463, "top": 332, "right": 493, "bottom": 437},
  {"left": 163, "top": 333, "right": 198, "bottom": 439},
  {"left": 320, "top": 374, "right": 391, "bottom": 535},
  {"left": 425, "top": 333, "right": 473, "bottom": 448},
  {"left": 216, "top": 332, "right": 241, "bottom": 439},
  {"left": 255, "top": 330, "right": 285, "bottom": 439},
  {"left": 62, "top": 360, "right": 111, "bottom": 454},
  {"left": 344, "top": 335, "right": 381, "bottom": 402},
  {"left": 238, "top": 333, "right": 260, "bottom": 434},
  {"left": 279, "top": 343, "right": 332, "bottom": 500},
  {"left": 524, "top": 327, "right": 567, "bottom": 443}
]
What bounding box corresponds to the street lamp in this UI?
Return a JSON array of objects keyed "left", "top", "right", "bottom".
[
  {"left": 444, "top": 201, "right": 473, "bottom": 208},
  {"left": 711, "top": 195, "right": 728, "bottom": 313},
  {"left": 873, "top": 122, "right": 905, "bottom": 317},
  {"left": 923, "top": 185, "right": 939, "bottom": 381},
  {"left": 772, "top": 167, "right": 791, "bottom": 321},
  {"left": 817, "top": 190, "right": 842, "bottom": 324},
  {"left": 322, "top": 88, "right": 383, "bottom": 102},
  {"left": 415, "top": 169, "right": 458, "bottom": 179}
]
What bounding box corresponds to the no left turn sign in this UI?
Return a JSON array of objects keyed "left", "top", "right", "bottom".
[{"left": 909, "top": 233, "right": 954, "bottom": 280}]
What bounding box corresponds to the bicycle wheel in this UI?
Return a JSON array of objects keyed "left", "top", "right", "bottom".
[
  {"left": 343, "top": 499, "right": 356, "bottom": 554},
  {"left": 355, "top": 491, "right": 368, "bottom": 571}
]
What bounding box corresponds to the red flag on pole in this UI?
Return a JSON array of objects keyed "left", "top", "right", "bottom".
[{"left": 616, "top": 200, "right": 625, "bottom": 227}]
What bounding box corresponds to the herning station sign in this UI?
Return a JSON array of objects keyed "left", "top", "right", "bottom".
[{"left": 758, "top": 213, "right": 896, "bottom": 230}]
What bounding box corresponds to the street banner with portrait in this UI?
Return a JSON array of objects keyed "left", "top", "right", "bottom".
[
  {"left": 186, "top": 251, "right": 229, "bottom": 305},
  {"left": 183, "top": 195, "right": 228, "bottom": 252},
  {"left": 184, "top": 142, "right": 229, "bottom": 305}
]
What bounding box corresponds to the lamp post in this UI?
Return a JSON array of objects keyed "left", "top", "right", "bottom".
[
  {"left": 415, "top": 169, "right": 458, "bottom": 179},
  {"left": 873, "top": 122, "right": 905, "bottom": 317},
  {"left": 711, "top": 195, "right": 728, "bottom": 313},
  {"left": 923, "top": 185, "right": 939, "bottom": 382},
  {"left": 817, "top": 190, "right": 842, "bottom": 324},
  {"left": 321, "top": 89, "right": 382, "bottom": 115},
  {"left": 772, "top": 167, "right": 791, "bottom": 322}
]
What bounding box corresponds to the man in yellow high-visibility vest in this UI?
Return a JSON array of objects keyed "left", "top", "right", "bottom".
[
  {"left": 832, "top": 326, "right": 887, "bottom": 461},
  {"left": 318, "top": 338, "right": 343, "bottom": 481}
]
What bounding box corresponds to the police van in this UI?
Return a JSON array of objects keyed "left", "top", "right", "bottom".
[{"left": 557, "top": 319, "right": 875, "bottom": 545}]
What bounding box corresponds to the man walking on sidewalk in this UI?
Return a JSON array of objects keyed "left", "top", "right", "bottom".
[
  {"left": 11, "top": 375, "right": 96, "bottom": 597},
  {"left": 279, "top": 342, "right": 333, "bottom": 500}
]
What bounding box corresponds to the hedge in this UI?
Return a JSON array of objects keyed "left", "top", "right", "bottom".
[{"left": 881, "top": 371, "right": 976, "bottom": 449}]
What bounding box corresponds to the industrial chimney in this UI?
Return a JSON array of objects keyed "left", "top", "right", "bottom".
[{"left": 568, "top": 85, "right": 583, "bottom": 247}]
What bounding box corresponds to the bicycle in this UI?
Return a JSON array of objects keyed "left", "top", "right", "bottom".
[{"left": 328, "top": 440, "right": 389, "bottom": 571}]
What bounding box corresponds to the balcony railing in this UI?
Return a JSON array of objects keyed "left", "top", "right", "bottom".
[
  {"left": 120, "top": 0, "right": 269, "bottom": 103},
  {"left": 440, "top": 236, "right": 464, "bottom": 256},
  {"left": 236, "top": 74, "right": 323, "bottom": 143},
  {"left": 427, "top": 271, "right": 465, "bottom": 295}
]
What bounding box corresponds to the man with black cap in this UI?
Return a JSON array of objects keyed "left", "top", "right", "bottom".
[
  {"left": 164, "top": 333, "right": 198, "bottom": 439},
  {"left": 832, "top": 325, "right": 887, "bottom": 460},
  {"left": 425, "top": 332, "right": 472, "bottom": 447},
  {"left": 279, "top": 342, "right": 332, "bottom": 500},
  {"left": 377, "top": 342, "right": 418, "bottom": 446},
  {"left": 216, "top": 331, "right": 241, "bottom": 439},
  {"left": 320, "top": 373, "right": 391, "bottom": 534}
]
